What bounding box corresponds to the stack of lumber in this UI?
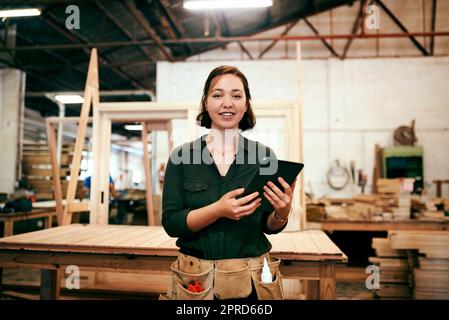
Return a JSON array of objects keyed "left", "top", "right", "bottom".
[
  {"left": 22, "top": 143, "right": 83, "bottom": 200},
  {"left": 370, "top": 238, "right": 412, "bottom": 299},
  {"left": 377, "top": 179, "right": 402, "bottom": 194},
  {"left": 389, "top": 230, "right": 449, "bottom": 299},
  {"left": 393, "top": 192, "right": 411, "bottom": 220},
  {"left": 306, "top": 203, "right": 326, "bottom": 221},
  {"left": 323, "top": 194, "right": 397, "bottom": 221}
]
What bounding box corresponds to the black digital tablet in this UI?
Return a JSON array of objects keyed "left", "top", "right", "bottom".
[{"left": 238, "top": 159, "right": 304, "bottom": 211}]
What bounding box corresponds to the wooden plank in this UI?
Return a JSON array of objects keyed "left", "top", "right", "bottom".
[
  {"left": 414, "top": 269, "right": 449, "bottom": 290},
  {"left": 102, "top": 228, "right": 158, "bottom": 247},
  {"left": 368, "top": 257, "right": 409, "bottom": 268},
  {"left": 134, "top": 230, "right": 173, "bottom": 248},
  {"left": 94, "top": 271, "right": 170, "bottom": 293},
  {"left": 414, "top": 289, "right": 449, "bottom": 300},
  {"left": 268, "top": 232, "right": 298, "bottom": 254},
  {"left": 67, "top": 202, "right": 90, "bottom": 213},
  {"left": 308, "top": 230, "right": 344, "bottom": 256},
  {"left": 156, "top": 237, "right": 177, "bottom": 249},
  {"left": 46, "top": 225, "right": 122, "bottom": 245},
  {"left": 4, "top": 221, "right": 13, "bottom": 237},
  {"left": 11, "top": 225, "right": 104, "bottom": 246},
  {"left": 46, "top": 117, "right": 92, "bottom": 124},
  {"left": 92, "top": 226, "right": 152, "bottom": 246},
  {"left": 46, "top": 120, "right": 64, "bottom": 225},
  {"left": 125, "top": 227, "right": 167, "bottom": 247},
  {"left": 0, "top": 251, "right": 176, "bottom": 273},
  {"left": 63, "top": 48, "right": 98, "bottom": 226},
  {"left": 292, "top": 231, "right": 317, "bottom": 255},
  {"left": 375, "top": 283, "right": 411, "bottom": 299},
  {"left": 141, "top": 122, "right": 155, "bottom": 226},
  {"left": 372, "top": 237, "right": 406, "bottom": 257},
  {"left": 279, "top": 261, "right": 320, "bottom": 280},
  {"left": 418, "top": 258, "right": 449, "bottom": 271},
  {"left": 296, "top": 42, "right": 306, "bottom": 230},
  {"left": 0, "top": 224, "right": 84, "bottom": 243}
]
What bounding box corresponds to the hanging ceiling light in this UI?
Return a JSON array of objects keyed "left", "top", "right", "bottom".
[
  {"left": 54, "top": 95, "right": 84, "bottom": 104},
  {"left": 124, "top": 125, "right": 143, "bottom": 131},
  {"left": 184, "top": 0, "right": 273, "bottom": 10},
  {"left": 0, "top": 8, "right": 41, "bottom": 18}
]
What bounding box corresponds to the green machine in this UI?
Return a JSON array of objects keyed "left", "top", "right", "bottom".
[{"left": 382, "top": 146, "right": 424, "bottom": 192}]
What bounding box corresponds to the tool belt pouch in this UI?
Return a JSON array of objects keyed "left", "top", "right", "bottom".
[
  {"left": 213, "top": 259, "right": 252, "bottom": 300},
  {"left": 251, "top": 257, "right": 284, "bottom": 300},
  {"left": 168, "top": 255, "right": 214, "bottom": 300}
]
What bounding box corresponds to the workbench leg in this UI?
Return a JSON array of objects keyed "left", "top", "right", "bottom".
[
  {"left": 304, "top": 280, "right": 320, "bottom": 300},
  {"left": 44, "top": 215, "right": 51, "bottom": 229},
  {"left": 319, "top": 263, "right": 336, "bottom": 300},
  {"left": 40, "top": 269, "right": 60, "bottom": 300},
  {"left": 4, "top": 221, "right": 13, "bottom": 237},
  {"left": 0, "top": 267, "right": 3, "bottom": 300}
]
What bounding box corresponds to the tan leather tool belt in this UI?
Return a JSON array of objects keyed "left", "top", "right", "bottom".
[{"left": 164, "top": 252, "right": 284, "bottom": 300}]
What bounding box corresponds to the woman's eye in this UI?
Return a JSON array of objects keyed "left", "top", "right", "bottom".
[
  {"left": 213, "top": 94, "right": 221, "bottom": 98},
  {"left": 233, "top": 95, "right": 242, "bottom": 99}
]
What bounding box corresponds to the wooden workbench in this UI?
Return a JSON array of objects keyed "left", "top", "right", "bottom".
[
  {"left": 0, "top": 208, "right": 57, "bottom": 237},
  {"left": 0, "top": 224, "right": 346, "bottom": 300},
  {"left": 309, "top": 219, "right": 449, "bottom": 232}
]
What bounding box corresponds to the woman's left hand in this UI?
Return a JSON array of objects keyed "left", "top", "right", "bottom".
[{"left": 263, "top": 177, "right": 297, "bottom": 219}]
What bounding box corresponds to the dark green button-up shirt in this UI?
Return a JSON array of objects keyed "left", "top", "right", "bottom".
[{"left": 162, "top": 133, "right": 286, "bottom": 260}]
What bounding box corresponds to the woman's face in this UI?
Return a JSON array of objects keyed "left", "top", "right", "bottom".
[{"left": 206, "top": 74, "right": 247, "bottom": 131}]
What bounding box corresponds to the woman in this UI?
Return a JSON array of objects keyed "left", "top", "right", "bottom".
[{"left": 162, "top": 65, "right": 296, "bottom": 300}]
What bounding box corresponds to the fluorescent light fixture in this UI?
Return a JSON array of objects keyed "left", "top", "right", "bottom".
[
  {"left": 0, "top": 8, "right": 41, "bottom": 18},
  {"left": 54, "top": 95, "right": 84, "bottom": 104},
  {"left": 184, "top": 0, "right": 272, "bottom": 10},
  {"left": 125, "top": 125, "right": 143, "bottom": 131}
]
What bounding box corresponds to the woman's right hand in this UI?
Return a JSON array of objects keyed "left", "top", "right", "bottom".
[{"left": 214, "top": 188, "right": 261, "bottom": 221}]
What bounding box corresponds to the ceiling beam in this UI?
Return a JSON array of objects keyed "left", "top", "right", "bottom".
[
  {"left": 122, "top": 0, "right": 174, "bottom": 62},
  {"left": 155, "top": 0, "right": 193, "bottom": 55},
  {"left": 342, "top": 0, "right": 367, "bottom": 59},
  {"left": 16, "top": 32, "right": 113, "bottom": 90},
  {"left": 94, "top": 0, "right": 154, "bottom": 62},
  {"left": 237, "top": 41, "right": 253, "bottom": 60},
  {"left": 376, "top": 0, "right": 430, "bottom": 56},
  {"left": 41, "top": 10, "right": 149, "bottom": 89},
  {"left": 259, "top": 19, "right": 299, "bottom": 59},
  {"left": 430, "top": 0, "right": 437, "bottom": 55},
  {"left": 303, "top": 17, "right": 341, "bottom": 58},
  {"left": 3, "top": 31, "right": 449, "bottom": 51}
]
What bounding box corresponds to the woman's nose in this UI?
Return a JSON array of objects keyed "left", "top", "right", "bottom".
[{"left": 222, "top": 94, "right": 233, "bottom": 106}]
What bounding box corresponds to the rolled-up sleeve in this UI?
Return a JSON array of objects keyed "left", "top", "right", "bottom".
[{"left": 161, "top": 149, "right": 195, "bottom": 238}]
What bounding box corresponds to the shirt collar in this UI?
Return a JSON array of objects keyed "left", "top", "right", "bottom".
[{"left": 192, "top": 132, "right": 248, "bottom": 153}]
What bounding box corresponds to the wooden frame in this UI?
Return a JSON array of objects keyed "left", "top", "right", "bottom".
[
  {"left": 141, "top": 120, "right": 173, "bottom": 225},
  {"left": 91, "top": 103, "right": 195, "bottom": 225},
  {"left": 46, "top": 117, "right": 92, "bottom": 226}
]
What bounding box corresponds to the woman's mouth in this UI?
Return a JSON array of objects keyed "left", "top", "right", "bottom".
[{"left": 219, "top": 112, "right": 235, "bottom": 120}]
